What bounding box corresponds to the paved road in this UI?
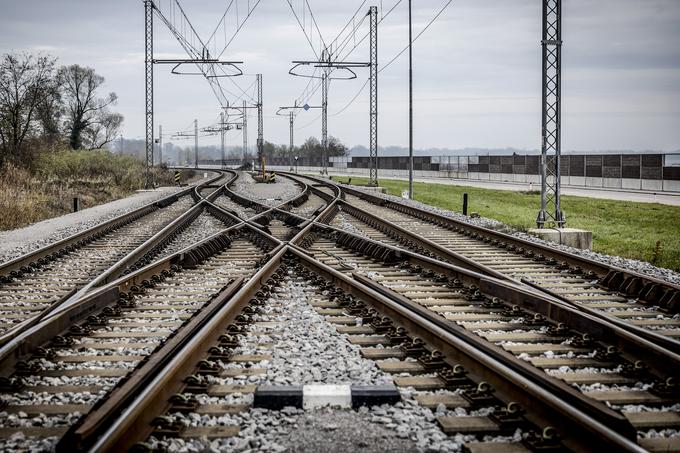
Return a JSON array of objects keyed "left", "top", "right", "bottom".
[{"left": 325, "top": 172, "right": 680, "bottom": 206}]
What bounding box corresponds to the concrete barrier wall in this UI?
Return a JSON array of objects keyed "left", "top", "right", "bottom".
[{"left": 201, "top": 153, "right": 680, "bottom": 193}]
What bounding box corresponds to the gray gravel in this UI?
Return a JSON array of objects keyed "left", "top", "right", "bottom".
[
  {"left": 0, "top": 186, "right": 183, "bottom": 264},
  {"left": 156, "top": 211, "right": 229, "bottom": 259},
  {"left": 143, "top": 272, "right": 519, "bottom": 452},
  {"left": 341, "top": 183, "right": 680, "bottom": 285},
  {"left": 231, "top": 173, "right": 301, "bottom": 207}
]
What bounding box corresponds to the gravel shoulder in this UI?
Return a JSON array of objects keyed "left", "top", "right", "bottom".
[{"left": 0, "top": 186, "right": 184, "bottom": 264}]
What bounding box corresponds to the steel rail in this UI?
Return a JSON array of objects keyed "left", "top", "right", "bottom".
[
  {"left": 298, "top": 222, "right": 680, "bottom": 376},
  {"left": 0, "top": 170, "right": 222, "bottom": 280},
  {"left": 0, "top": 170, "right": 225, "bottom": 348},
  {"left": 85, "top": 243, "right": 643, "bottom": 452},
  {"left": 0, "top": 223, "right": 249, "bottom": 375},
  {"left": 292, "top": 222, "right": 679, "bottom": 437},
  {"left": 337, "top": 180, "right": 680, "bottom": 311},
  {"left": 290, "top": 174, "right": 680, "bottom": 352},
  {"left": 88, "top": 245, "right": 288, "bottom": 452},
  {"left": 289, "top": 246, "right": 645, "bottom": 452}
]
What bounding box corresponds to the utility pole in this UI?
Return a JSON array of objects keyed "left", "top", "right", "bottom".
[
  {"left": 220, "top": 112, "right": 225, "bottom": 168},
  {"left": 321, "top": 62, "right": 329, "bottom": 175},
  {"left": 408, "top": 0, "right": 414, "bottom": 199},
  {"left": 289, "top": 111, "right": 294, "bottom": 170},
  {"left": 144, "top": 0, "right": 153, "bottom": 188},
  {"left": 194, "top": 119, "right": 198, "bottom": 169},
  {"left": 242, "top": 100, "right": 248, "bottom": 163},
  {"left": 537, "top": 0, "right": 565, "bottom": 228},
  {"left": 256, "top": 74, "right": 263, "bottom": 171},
  {"left": 368, "top": 6, "right": 379, "bottom": 187},
  {"left": 120, "top": 134, "right": 124, "bottom": 155},
  {"left": 158, "top": 124, "right": 163, "bottom": 166}
]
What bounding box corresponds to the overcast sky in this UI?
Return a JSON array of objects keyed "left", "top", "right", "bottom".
[{"left": 1, "top": 0, "right": 679, "bottom": 152}]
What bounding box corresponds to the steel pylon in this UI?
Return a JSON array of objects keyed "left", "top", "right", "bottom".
[{"left": 537, "top": 0, "right": 565, "bottom": 228}]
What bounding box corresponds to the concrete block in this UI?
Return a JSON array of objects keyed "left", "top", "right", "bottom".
[
  {"left": 359, "top": 186, "right": 388, "bottom": 194},
  {"left": 528, "top": 228, "right": 593, "bottom": 250},
  {"left": 663, "top": 180, "right": 680, "bottom": 193},
  {"left": 622, "top": 178, "right": 641, "bottom": 190},
  {"left": 585, "top": 177, "right": 603, "bottom": 188},
  {"left": 603, "top": 177, "right": 622, "bottom": 189},
  {"left": 303, "top": 384, "right": 352, "bottom": 409},
  {"left": 641, "top": 179, "right": 663, "bottom": 191}
]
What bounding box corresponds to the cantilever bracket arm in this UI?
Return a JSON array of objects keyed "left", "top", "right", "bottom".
[
  {"left": 153, "top": 59, "right": 244, "bottom": 77},
  {"left": 276, "top": 105, "right": 322, "bottom": 116},
  {"left": 289, "top": 61, "right": 365, "bottom": 80}
]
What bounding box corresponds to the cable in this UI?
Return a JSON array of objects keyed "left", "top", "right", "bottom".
[
  {"left": 381, "top": 0, "right": 454, "bottom": 72},
  {"left": 331, "top": 0, "right": 455, "bottom": 116},
  {"left": 335, "top": 0, "right": 402, "bottom": 62},
  {"left": 286, "top": 0, "right": 320, "bottom": 59},
  {"left": 305, "top": 0, "right": 328, "bottom": 53}
]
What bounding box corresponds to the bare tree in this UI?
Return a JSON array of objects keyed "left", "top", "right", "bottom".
[
  {"left": 83, "top": 111, "right": 123, "bottom": 150},
  {"left": 59, "top": 64, "right": 118, "bottom": 150},
  {"left": 0, "top": 52, "right": 57, "bottom": 164},
  {"left": 36, "top": 76, "right": 63, "bottom": 147}
]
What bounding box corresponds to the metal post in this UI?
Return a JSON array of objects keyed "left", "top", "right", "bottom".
[
  {"left": 321, "top": 68, "right": 329, "bottom": 176},
  {"left": 220, "top": 112, "right": 225, "bottom": 168},
  {"left": 368, "top": 6, "right": 379, "bottom": 187},
  {"left": 242, "top": 100, "right": 248, "bottom": 163},
  {"left": 290, "top": 111, "right": 294, "bottom": 171},
  {"left": 537, "top": 0, "right": 565, "bottom": 228},
  {"left": 408, "top": 0, "right": 414, "bottom": 199},
  {"left": 158, "top": 124, "right": 162, "bottom": 166},
  {"left": 144, "top": 0, "right": 154, "bottom": 188},
  {"left": 194, "top": 119, "right": 198, "bottom": 169},
  {"left": 256, "top": 74, "right": 263, "bottom": 171}
]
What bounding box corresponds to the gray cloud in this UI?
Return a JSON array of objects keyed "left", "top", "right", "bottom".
[{"left": 1, "top": 0, "right": 678, "bottom": 152}]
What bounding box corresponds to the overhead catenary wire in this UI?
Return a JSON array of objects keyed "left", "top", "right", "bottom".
[{"left": 331, "top": 0, "right": 455, "bottom": 117}]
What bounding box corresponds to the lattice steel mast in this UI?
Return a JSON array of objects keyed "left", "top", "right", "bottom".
[
  {"left": 220, "top": 112, "right": 225, "bottom": 168},
  {"left": 290, "top": 111, "right": 295, "bottom": 170},
  {"left": 537, "top": 0, "right": 565, "bottom": 228},
  {"left": 243, "top": 100, "right": 248, "bottom": 163},
  {"left": 368, "top": 6, "right": 379, "bottom": 187},
  {"left": 144, "top": 0, "right": 154, "bottom": 187},
  {"left": 158, "top": 124, "right": 162, "bottom": 166},
  {"left": 321, "top": 66, "right": 329, "bottom": 175},
  {"left": 194, "top": 119, "right": 198, "bottom": 168},
  {"left": 256, "top": 74, "right": 263, "bottom": 170}
]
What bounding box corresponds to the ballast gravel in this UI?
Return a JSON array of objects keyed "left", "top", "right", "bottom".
[
  {"left": 341, "top": 182, "right": 680, "bottom": 285},
  {"left": 157, "top": 211, "right": 229, "bottom": 259},
  {"left": 231, "top": 173, "right": 302, "bottom": 207},
  {"left": 0, "top": 186, "right": 185, "bottom": 264},
  {"left": 144, "top": 274, "right": 521, "bottom": 452}
]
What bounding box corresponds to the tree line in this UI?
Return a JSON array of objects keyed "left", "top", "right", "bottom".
[
  {"left": 0, "top": 51, "right": 123, "bottom": 167},
  {"left": 262, "top": 135, "right": 348, "bottom": 161}
]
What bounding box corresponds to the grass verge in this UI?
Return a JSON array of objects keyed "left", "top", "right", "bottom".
[
  {"left": 331, "top": 176, "right": 680, "bottom": 272},
  {"left": 0, "top": 149, "right": 176, "bottom": 231}
]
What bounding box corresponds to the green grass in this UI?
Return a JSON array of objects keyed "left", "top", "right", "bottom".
[{"left": 331, "top": 176, "right": 680, "bottom": 272}]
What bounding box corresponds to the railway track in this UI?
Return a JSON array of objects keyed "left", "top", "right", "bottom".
[
  {"left": 0, "top": 171, "right": 229, "bottom": 343},
  {"left": 294, "top": 224, "right": 680, "bottom": 450},
  {"left": 0, "top": 225, "right": 277, "bottom": 451},
  {"left": 56, "top": 249, "right": 652, "bottom": 452},
  {"left": 0, "top": 169, "right": 677, "bottom": 452},
  {"left": 309, "top": 181, "right": 679, "bottom": 351}
]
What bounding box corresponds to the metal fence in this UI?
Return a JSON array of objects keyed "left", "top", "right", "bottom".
[{"left": 201, "top": 153, "right": 680, "bottom": 192}]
